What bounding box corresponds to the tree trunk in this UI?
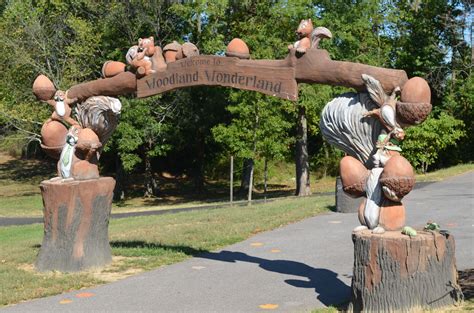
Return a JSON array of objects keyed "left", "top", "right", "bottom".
[
  {"left": 193, "top": 133, "right": 205, "bottom": 192},
  {"left": 240, "top": 158, "right": 254, "bottom": 195},
  {"left": 295, "top": 105, "right": 311, "bottom": 196},
  {"left": 264, "top": 158, "right": 268, "bottom": 201},
  {"left": 230, "top": 155, "right": 234, "bottom": 204},
  {"left": 113, "top": 155, "right": 125, "bottom": 201},
  {"left": 349, "top": 230, "right": 463, "bottom": 312},
  {"left": 247, "top": 160, "right": 254, "bottom": 202},
  {"left": 144, "top": 151, "right": 158, "bottom": 197},
  {"left": 36, "top": 177, "right": 115, "bottom": 272}
]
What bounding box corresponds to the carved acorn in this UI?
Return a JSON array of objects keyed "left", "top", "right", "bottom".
[
  {"left": 226, "top": 38, "right": 250, "bottom": 59},
  {"left": 380, "top": 155, "right": 415, "bottom": 201},
  {"left": 40, "top": 120, "right": 68, "bottom": 159},
  {"left": 163, "top": 41, "right": 181, "bottom": 63},
  {"left": 101, "top": 61, "right": 126, "bottom": 78},
  {"left": 339, "top": 156, "right": 368, "bottom": 198},
  {"left": 33, "top": 75, "right": 56, "bottom": 101}
]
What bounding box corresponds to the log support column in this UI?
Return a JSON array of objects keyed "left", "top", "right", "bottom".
[
  {"left": 349, "top": 230, "right": 463, "bottom": 312},
  {"left": 36, "top": 177, "right": 115, "bottom": 272}
]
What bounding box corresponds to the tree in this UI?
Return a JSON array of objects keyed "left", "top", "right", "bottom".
[
  {"left": 213, "top": 91, "right": 292, "bottom": 200},
  {"left": 401, "top": 112, "right": 465, "bottom": 173}
]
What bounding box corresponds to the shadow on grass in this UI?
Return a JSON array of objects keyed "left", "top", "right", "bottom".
[
  {"left": 0, "top": 157, "right": 56, "bottom": 183},
  {"left": 198, "top": 250, "right": 351, "bottom": 307},
  {"left": 110, "top": 240, "right": 208, "bottom": 256}
]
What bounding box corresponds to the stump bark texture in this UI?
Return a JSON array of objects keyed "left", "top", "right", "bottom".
[
  {"left": 36, "top": 177, "right": 115, "bottom": 272},
  {"left": 350, "top": 230, "right": 462, "bottom": 312}
]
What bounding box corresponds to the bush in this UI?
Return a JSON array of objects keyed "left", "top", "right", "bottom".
[{"left": 401, "top": 112, "right": 465, "bottom": 173}]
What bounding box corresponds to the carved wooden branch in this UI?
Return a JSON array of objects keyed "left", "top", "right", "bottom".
[{"left": 64, "top": 49, "right": 408, "bottom": 102}]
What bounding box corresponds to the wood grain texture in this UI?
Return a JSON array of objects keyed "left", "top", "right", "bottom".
[
  {"left": 137, "top": 55, "right": 298, "bottom": 100},
  {"left": 36, "top": 177, "right": 115, "bottom": 272},
  {"left": 349, "top": 230, "right": 463, "bottom": 312}
]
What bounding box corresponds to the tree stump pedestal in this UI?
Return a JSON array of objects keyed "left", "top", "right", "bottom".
[
  {"left": 36, "top": 177, "right": 115, "bottom": 272},
  {"left": 349, "top": 230, "right": 463, "bottom": 312}
]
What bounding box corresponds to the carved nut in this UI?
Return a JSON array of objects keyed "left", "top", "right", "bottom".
[
  {"left": 226, "top": 38, "right": 250, "bottom": 59},
  {"left": 340, "top": 156, "right": 369, "bottom": 198},
  {"left": 33, "top": 75, "right": 56, "bottom": 101},
  {"left": 41, "top": 120, "right": 68, "bottom": 159},
  {"left": 380, "top": 155, "right": 415, "bottom": 200}
]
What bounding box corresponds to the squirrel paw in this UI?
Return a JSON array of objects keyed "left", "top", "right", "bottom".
[
  {"left": 296, "top": 47, "right": 307, "bottom": 54},
  {"left": 382, "top": 186, "right": 401, "bottom": 202},
  {"left": 353, "top": 225, "right": 368, "bottom": 232},
  {"left": 372, "top": 226, "right": 386, "bottom": 234}
]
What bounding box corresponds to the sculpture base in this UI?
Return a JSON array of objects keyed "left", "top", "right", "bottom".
[
  {"left": 336, "top": 176, "right": 363, "bottom": 213},
  {"left": 36, "top": 177, "right": 115, "bottom": 272},
  {"left": 349, "top": 230, "right": 462, "bottom": 312}
]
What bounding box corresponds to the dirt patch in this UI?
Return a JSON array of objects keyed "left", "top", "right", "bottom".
[
  {"left": 17, "top": 256, "right": 144, "bottom": 282},
  {"left": 88, "top": 256, "right": 145, "bottom": 282}
]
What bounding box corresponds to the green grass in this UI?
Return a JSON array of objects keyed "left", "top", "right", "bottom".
[
  {"left": 415, "top": 163, "right": 474, "bottom": 182},
  {"left": 0, "top": 195, "right": 333, "bottom": 306},
  {"left": 0, "top": 151, "right": 472, "bottom": 218}
]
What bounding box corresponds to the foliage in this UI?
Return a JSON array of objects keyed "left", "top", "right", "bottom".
[
  {"left": 0, "top": 0, "right": 472, "bottom": 197},
  {"left": 401, "top": 113, "right": 465, "bottom": 173}
]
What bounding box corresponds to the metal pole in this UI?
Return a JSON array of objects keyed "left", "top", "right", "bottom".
[{"left": 230, "top": 155, "right": 233, "bottom": 205}]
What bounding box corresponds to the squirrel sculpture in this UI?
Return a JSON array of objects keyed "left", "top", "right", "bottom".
[
  {"left": 126, "top": 36, "right": 167, "bottom": 77},
  {"left": 288, "top": 19, "right": 333, "bottom": 54}
]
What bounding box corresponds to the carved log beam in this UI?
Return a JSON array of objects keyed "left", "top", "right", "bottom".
[
  {"left": 295, "top": 49, "right": 408, "bottom": 93},
  {"left": 65, "top": 50, "right": 408, "bottom": 102}
]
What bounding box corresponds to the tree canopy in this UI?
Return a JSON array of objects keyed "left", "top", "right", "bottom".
[{"left": 0, "top": 0, "right": 471, "bottom": 196}]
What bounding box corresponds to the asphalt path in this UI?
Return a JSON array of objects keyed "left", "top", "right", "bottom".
[
  {"left": 0, "top": 183, "right": 436, "bottom": 227},
  {"left": 2, "top": 172, "right": 473, "bottom": 312}
]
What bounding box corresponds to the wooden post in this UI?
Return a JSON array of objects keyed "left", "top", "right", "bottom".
[
  {"left": 230, "top": 155, "right": 233, "bottom": 205},
  {"left": 36, "top": 177, "right": 115, "bottom": 272},
  {"left": 349, "top": 230, "right": 463, "bottom": 312}
]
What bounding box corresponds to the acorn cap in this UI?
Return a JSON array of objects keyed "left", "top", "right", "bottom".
[
  {"left": 396, "top": 101, "right": 432, "bottom": 126},
  {"left": 33, "top": 75, "right": 56, "bottom": 101},
  {"left": 225, "top": 38, "right": 250, "bottom": 59},
  {"left": 182, "top": 42, "right": 199, "bottom": 57},
  {"left": 163, "top": 41, "right": 181, "bottom": 52}
]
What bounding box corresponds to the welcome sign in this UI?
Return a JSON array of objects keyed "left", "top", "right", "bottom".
[{"left": 137, "top": 56, "right": 298, "bottom": 101}]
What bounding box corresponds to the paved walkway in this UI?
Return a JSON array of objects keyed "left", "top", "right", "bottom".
[{"left": 3, "top": 172, "right": 473, "bottom": 312}]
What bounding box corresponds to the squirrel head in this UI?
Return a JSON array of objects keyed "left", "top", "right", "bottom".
[
  {"left": 296, "top": 19, "right": 313, "bottom": 38},
  {"left": 138, "top": 36, "right": 155, "bottom": 56}
]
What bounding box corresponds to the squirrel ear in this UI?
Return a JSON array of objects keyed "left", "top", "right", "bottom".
[
  {"left": 138, "top": 38, "right": 143, "bottom": 44},
  {"left": 149, "top": 36, "right": 154, "bottom": 40},
  {"left": 309, "top": 18, "right": 312, "bottom": 21}
]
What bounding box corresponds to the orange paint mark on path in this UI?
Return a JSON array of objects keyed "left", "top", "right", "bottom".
[
  {"left": 76, "top": 292, "right": 95, "bottom": 298},
  {"left": 251, "top": 242, "right": 264, "bottom": 247},
  {"left": 59, "top": 299, "right": 73, "bottom": 304},
  {"left": 259, "top": 303, "right": 279, "bottom": 309},
  {"left": 270, "top": 249, "right": 281, "bottom": 253}
]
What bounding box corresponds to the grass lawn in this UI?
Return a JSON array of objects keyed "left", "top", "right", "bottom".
[
  {"left": 0, "top": 195, "right": 334, "bottom": 306},
  {"left": 1, "top": 150, "right": 472, "bottom": 218}
]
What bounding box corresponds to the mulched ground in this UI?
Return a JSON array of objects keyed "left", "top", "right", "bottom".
[{"left": 459, "top": 269, "right": 473, "bottom": 300}]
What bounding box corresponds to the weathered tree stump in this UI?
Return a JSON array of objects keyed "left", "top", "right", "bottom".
[
  {"left": 36, "top": 177, "right": 115, "bottom": 272},
  {"left": 349, "top": 230, "right": 463, "bottom": 312}
]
